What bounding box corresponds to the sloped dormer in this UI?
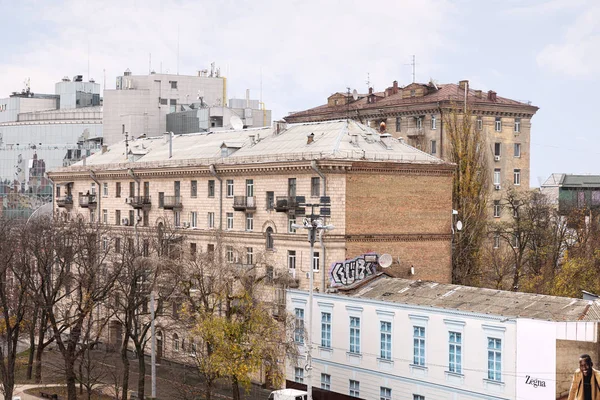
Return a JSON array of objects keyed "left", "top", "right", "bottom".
[{"left": 402, "top": 83, "right": 430, "bottom": 99}]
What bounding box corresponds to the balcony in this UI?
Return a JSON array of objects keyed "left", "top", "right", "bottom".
[
  {"left": 56, "top": 195, "right": 74, "bottom": 208},
  {"left": 274, "top": 196, "right": 299, "bottom": 214},
  {"left": 127, "top": 196, "right": 152, "bottom": 210},
  {"left": 406, "top": 128, "right": 424, "bottom": 138},
  {"left": 79, "top": 194, "right": 97, "bottom": 208},
  {"left": 233, "top": 196, "right": 256, "bottom": 212},
  {"left": 163, "top": 195, "right": 183, "bottom": 211}
]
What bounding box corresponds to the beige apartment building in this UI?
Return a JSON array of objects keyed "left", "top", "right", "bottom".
[
  {"left": 49, "top": 119, "right": 454, "bottom": 292},
  {"left": 285, "top": 80, "right": 539, "bottom": 221}
]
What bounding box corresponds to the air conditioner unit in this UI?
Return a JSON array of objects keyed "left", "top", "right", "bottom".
[
  {"left": 125, "top": 197, "right": 132, "bottom": 204},
  {"left": 183, "top": 222, "right": 190, "bottom": 228},
  {"left": 122, "top": 218, "right": 129, "bottom": 225},
  {"left": 494, "top": 185, "right": 501, "bottom": 191},
  {"left": 494, "top": 155, "right": 501, "bottom": 161}
]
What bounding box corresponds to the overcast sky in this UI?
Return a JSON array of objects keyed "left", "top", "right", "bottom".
[{"left": 0, "top": 0, "right": 597, "bottom": 186}]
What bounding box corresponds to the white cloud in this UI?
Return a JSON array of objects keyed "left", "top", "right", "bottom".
[{"left": 0, "top": 0, "right": 456, "bottom": 119}]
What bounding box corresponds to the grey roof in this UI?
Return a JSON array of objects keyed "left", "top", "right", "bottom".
[
  {"left": 560, "top": 174, "right": 600, "bottom": 188},
  {"left": 60, "top": 119, "right": 447, "bottom": 170},
  {"left": 339, "top": 275, "right": 600, "bottom": 322}
]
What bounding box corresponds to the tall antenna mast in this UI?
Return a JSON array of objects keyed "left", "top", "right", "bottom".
[
  {"left": 412, "top": 55, "right": 416, "bottom": 83},
  {"left": 366, "top": 73, "right": 371, "bottom": 91},
  {"left": 346, "top": 87, "right": 351, "bottom": 120}
]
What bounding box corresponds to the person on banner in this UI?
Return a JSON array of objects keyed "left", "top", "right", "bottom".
[{"left": 568, "top": 354, "right": 600, "bottom": 400}]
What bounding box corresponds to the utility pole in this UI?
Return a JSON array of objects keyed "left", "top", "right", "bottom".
[{"left": 291, "top": 196, "right": 333, "bottom": 400}]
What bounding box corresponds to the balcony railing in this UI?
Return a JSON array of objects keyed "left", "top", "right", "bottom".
[
  {"left": 128, "top": 196, "right": 152, "bottom": 210},
  {"left": 79, "top": 194, "right": 97, "bottom": 208},
  {"left": 163, "top": 195, "right": 183, "bottom": 211},
  {"left": 57, "top": 195, "right": 74, "bottom": 208},
  {"left": 406, "top": 127, "right": 424, "bottom": 137},
  {"left": 233, "top": 196, "right": 256, "bottom": 211}
]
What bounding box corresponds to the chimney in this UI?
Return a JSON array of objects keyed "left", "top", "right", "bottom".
[
  {"left": 307, "top": 133, "right": 315, "bottom": 145},
  {"left": 458, "top": 80, "right": 469, "bottom": 90},
  {"left": 393, "top": 80, "right": 399, "bottom": 94},
  {"left": 487, "top": 90, "right": 497, "bottom": 102},
  {"left": 369, "top": 87, "right": 373, "bottom": 95},
  {"left": 101, "top": 145, "right": 108, "bottom": 154},
  {"left": 249, "top": 134, "right": 256, "bottom": 145},
  {"left": 475, "top": 90, "right": 482, "bottom": 98}
]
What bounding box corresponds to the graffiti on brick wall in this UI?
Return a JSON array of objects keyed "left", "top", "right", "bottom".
[{"left": 330, "top": 253, "right": 378, "bottom": 287}]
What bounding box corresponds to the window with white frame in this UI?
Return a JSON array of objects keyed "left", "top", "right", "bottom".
[
  {"left": 494, "top": 142, "right": 501, "bottom": 157},
  {"left": 288, "top": 216, "right": 296, "bottom": 233},
  {"left": 226, "top": 179, "right": 234, "bottom": 197},
  {"left": 449, "top": 331, "right": 462, "bottom": 373},
  {"left": 477, "top": 117, "right": 483, "bottom": 131},
  {"left": 349, "top": 317, "right": 361, "bottom": 353},
  {"left": 416, "top": 116, "right": 423, "bottom": 129},
  {"left": 414, "top": 395, "right": 425, "bottom": 400},
  {"left": 294, "top": 367, "right": 304, "bottom": 383},
  {"left": 246, "top": 247, "right": 253, "bottom": 265},
  {"left": 493, "top": 200, "right": 501, "bottom": 218},
  {"left": 321, "top": 373, "right": 331, "bottom": 390},
  {"left": 514, "top": 169, "right": 521, "bottom": 185},
  {"left": 207, "top": 212, "right": 215, "bottom": 228},
  {"left": 90, "top": 182, "right": 96, "bottom": 194},
  {"left": 430, "top": 140, "right": 437, "bottom": 155},
  {"left": 246, "top": 179, "right": 254, "bottom": 197},
  {"left": 380, "top": 387, "right": 392, "bottom": 400},
  {"left": 245, "top": 213, "right": 253, "bottom": 231},
  {"left": 493, "top": 233, "right": 500, "bottom": 249},
  {"left": 190, "top": 180, "right": 197, "bottom": 197},
  {"left": 321, "top": 312, "right": 331, "bottom": 348},
  {"left": 102, "top": 209, "right": 108, "bottom": 224},
  {"left": 190, "top": 212, "right": 197, "bottom": 228},
  {"left": 349, "top": 380, "right": 360, "bottom": 397},
  {"left": 103, "top": 183, "right": 108, "bottom": 197},
  {"left": 294, "top": 308, "right": 304, "bottom": 343},
  {"left": 494, "top": 169, "right": 501, "bottom": 185},
  {"left": 311, "top": 177, "right": 320, "bottom": 197},
  {"left": 380, "top": 321, "right": 392, "bottom": 360},
  {"left": 208, "top": 180, "right": 215, "bottom": 197},
  {"left": 487, "top": 337, "right": 502, "bottom": 381},
  {"left": 395, "top": 117, "right": 401, "bottom": 132},
  {"left": 312, "top": 251, "right": 320, "bottom": 271},
  {"left": 431, "top": 115, "right": 437, "bottom": 130},
  {"left": 288, "top": 250, "right": 296, "bottom": 270},
  {"left": 514, "top": 118, "right": 521, "bottom": 133},
  {"left": 512, "top": 233, "right": 519, "bottom": 248},
  {"left": 226, "top": 246, "right": 234, "bottom": 263},
  {"left": 413, "top": 326, "right": 426, "bottom": 366},
  {"left": 514, "top": 143, "right": 521, "bottom": 158},
  {"left": 226, "top": 213, "right": 234, "bottom": 230},
  {"left": 495, "top": 117, "right": 502, "bottom": 132}
]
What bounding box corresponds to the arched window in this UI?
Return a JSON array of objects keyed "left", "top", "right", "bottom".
[
  {"left": 173, "top": 333, "right": 179, "bottom": 352},
  {"left": 266, "top": 227, "right": 274, "bottom": 250}
]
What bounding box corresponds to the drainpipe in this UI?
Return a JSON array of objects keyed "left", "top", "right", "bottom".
[
  {"left": 209, "top": 164, "right": 223, "bottom": 230},
  {"left": 89, "top": 170, "right": 101, "bottom": 223},
  {"left": 311, "top": 160, "right": 328, "bottom": 293},
  {"left": 438, "top": 103, "right": 444, "bottom": 159}
]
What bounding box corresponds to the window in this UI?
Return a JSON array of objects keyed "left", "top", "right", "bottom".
[
  {"left": 431, "top": 115, "right": 437, "bottom": 130},
  {"left": 207, "top": 244, "right": 214, "bottom": 253},
  {"left": 90, "top": 210, "right": 95, "bottom": 222},
  {"left": 288, "top": 250, "right": 296, "bottom": 270},
  {"left": 288, "top": 217, "right": 297, "bottom": 233},
  {"left": 102, "top": 237, "right": 108, "bottom": 251},
  {"left": 226, "top": 180, "right": 234, "bottom": 197},
  {"left": 321, "top": 312, "right": 331, "bottom": 348},
  {"left": 395, "top": 117, "right": 401, "bottom": 132},
  {"left": 173, "top": 333, "right": 179, "bottom": 351},
  {"left": 349, "top": 380, "right": 360, "bottom": 398},
  {"left": 246, "top": 247, "right": 253, "bottom": 265},
  {"left": 170, "top": 99, "right": 177, "bottom": 113},
  {"left": 349, "top": 317, "right": 360, "bottom": 353},
  {"left": 494, "top": 142, "right": 501, "bottom": 157},
  {"left": 174, "top": 211, "right": 181, "bottom": 227},
  {"left": 190, "top": 243, "right": 197, "bottom": 258},
  {"left": 226, "top": 212, "right": 233, "bottom": 230},
  {"left": 311, "top": 177, "right": 320, "bottom": 197},
  {"left": 380, "top": 321, "right": 392, "bottom": 360},
  {"left": 129, "top": 210, "right": 135, "bottom": 226},
  {"left": 246, "top": 179, "right": 254, "bottom": 197},
  {"left": 514, "top": 118, "right": 521, "bottom": 133},
  {"left": 90, "top": 183, "right": 96, "bottom": 195},
  {"left": 380, "top": 387, "right": 392, "bottom": 400},
  {"left": 115, "top": 210, "right": 121, "bottom": 225},
  {"left": 430, "top": 140, "right": 437, "bottom": 155},
  {"left": 129, "top": 181, "right": 135, "bottom": 198},
  {"left": 414, "top": 396, "right": 425, "bottom": 400},
  {"left": 514, "top": 169, "right": 521, "bottom": 185},
  {"left": 144, "top": 181, "right": 150, "bottom": 197},
  {"left": 170, "top": 80, "right": 178, "bottom": 89},
  {"left": 103, "top": 183, "right": 108, "bottom": 197},
  {"left": 312, "top": 251, "right": 320, "bottom": 271},
  {"left": 191, "top": 180, "right": 197, "bottom": 197},
  {"left": 288, "top": 178, "right": 297, "bottom": 197},
  {"left": 56, "top": 186, "right": 61, "bottom": 198},
  {"left": 321, "top": 374, "right": 331, "bottom": 390},
  {"left": 266, "top": 227, "right": 274, "bottom": 250},
  {"left": 190, "top": 212, "right": 197, "bottom": 228},
  {"left": 410, "top": 89, "right": 416, "bottom": 97},
  {"left": 493, "top": 200, "right": 501, "bottom": 218},
  {"left": 158, "top": 192, "right": 164, "bottom": 208},
  {"left": 294, "top": 308, "right": 304, "bottom": 343},
  {"left": 494, "top": 169, "right": 501, "bottom": 185},
  {"left": 174, "top": 181, "right": 180, "bottom": 198},
  {"left": 493, "top": 233, "right": 500, "bottom": 249},
  {"left": 514, "top": 143, "right": 521, "bottom": 157},
  {"left": 160, "top": 98, "right": 168, "bottom": 105},
  {"left": 495, "top": 117, "right": 502, "bottom": 132},
  {"left": 413, "top": 326, "right": 425, "bottom": 366},
  {"left": 487, "top": 338, "right": 502, "bottom": 381},
  {"left": 143, "top": 211, "right": 149, "bottom": 227},
  {"left": 449, "top": 331, "right": 462, "bottom": 373},
  {"left": 294, "top": 367, "right": 304, "bottom": 383},
  {"left": 245, "top": 213, "right": 253, "bottom": 231},
  {"left": 416, "top": 116, "right": 422, "bottom": 129},
  {"left": 513, "top": 233, "right": 519, "bottom": 248},
  {"left": 208, "top": 180, "right": 215, "bottom": 197},
  {"left": 208, "top": 212, "right": 215, "bottom": 228},
  {"left": 102, "top": 209, "right": 108, "bottom": 224},
  {"left": 115, "top": 238, "right": 121, "bottom": 254},
  {"left": 477, "top": 117, "right": 483, "bottom": 131},
  {"left": 266, "top": 191, "right": 275, "bottom": 210},
  {"left": 143, "top": 239, "right": 149, "bottom": 257},
  {"left": 226, "top": 246, "right": 234, "bottom": 263}
]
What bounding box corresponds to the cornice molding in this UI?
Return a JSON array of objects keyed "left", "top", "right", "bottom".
[{"left": 345, "top": 233, "right": 452, "bottom": 242}]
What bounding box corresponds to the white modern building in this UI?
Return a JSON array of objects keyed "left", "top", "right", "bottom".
[
  {"left": 287, "top": 273, "right": 600, "bottom": 400},
  {"left": 102, "top": 69, "right": 227, "bottom": 145}
]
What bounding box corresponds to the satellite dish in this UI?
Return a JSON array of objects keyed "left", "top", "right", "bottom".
[
  {"left": 379, "top": 254, "right": 393, "bottom": 269},
  {"left": 456, "top": 221, "right": 463, "bottom": 231},
  {"left": 230, "top": 115, "right": 243, "bottom": 130},
  {"left": 352, "top": 89, "right": 358, "bottom": 101}
]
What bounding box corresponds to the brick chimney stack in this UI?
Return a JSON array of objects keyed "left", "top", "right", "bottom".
[
  {"left": 369, "top": 87, "right": 373, "bottom": 95},
  {"left": 392, "top": 80, "right": 399, "bottom": 94},
  {"left": 487, "top": 90, "right": 497, "bottom": 102}
]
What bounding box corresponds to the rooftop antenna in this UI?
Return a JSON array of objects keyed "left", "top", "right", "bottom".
[
  {"left": 412, "top": 55, "right": 416, "bottom": 83},
  {"left": 352, "top": 89, "right": 358, "bottom": 101},
  {"left": 366, "top": 73, "right": 371, "bottom": 92},
  {"left": 260, "top": 66, "right": 263, "bottom": 106},
  {"left": 346, "top": 87, "right": 351, "bottom": 120}
]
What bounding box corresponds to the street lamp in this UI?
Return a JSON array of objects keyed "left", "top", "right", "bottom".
[{"left": 290, "top": 195, "right": 333, "bottom": 400}]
